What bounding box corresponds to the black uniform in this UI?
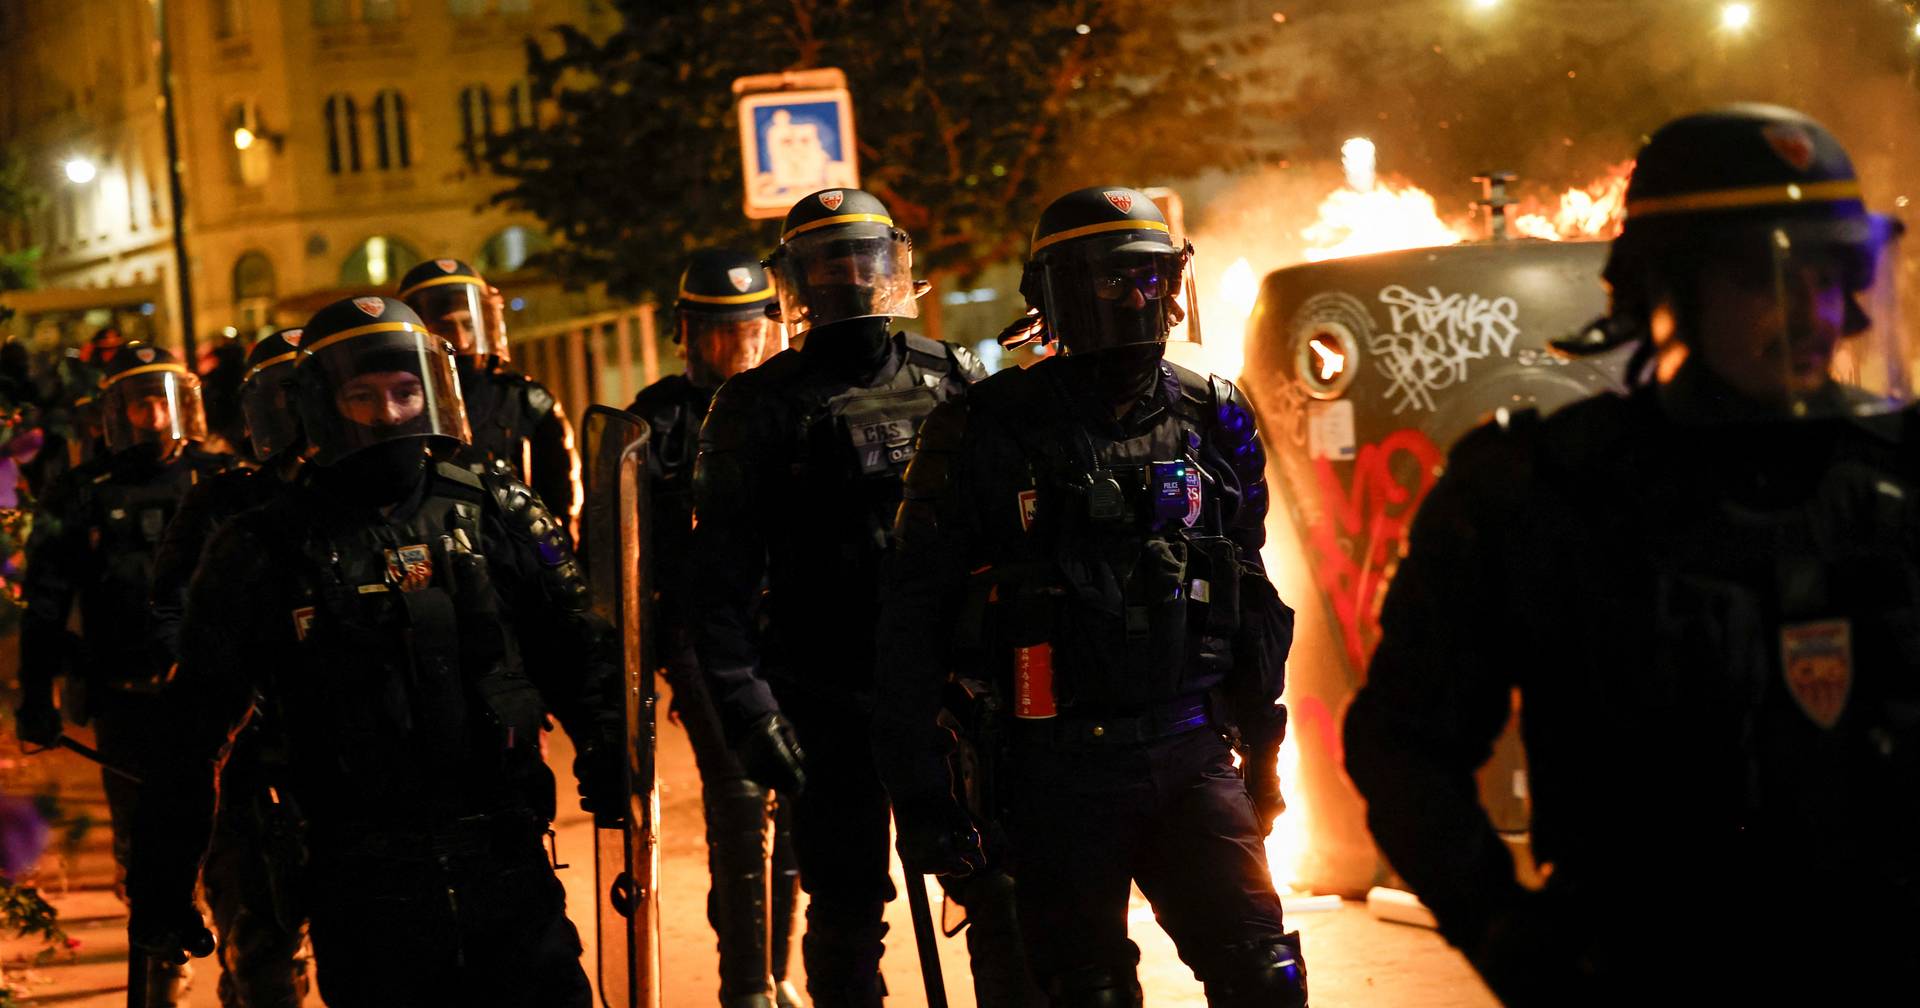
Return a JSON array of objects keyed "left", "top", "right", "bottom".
[
  {"left": 693, "top": 324, "right": 983, "bottom": 1004},
  {"left": 875, "top": 356, "right": 1300, "bottom": 1004},
  {"left": 1345, "top": 105, "right": 1919, "bottom": 1006},
  {"left": 628, "top": 371, "right": 801, "bottom": 1005},
  {"left": 149, "top": 462, "right": 309, "bottom": 1008},
  {"left": 135, "top": 460, "right": 618, "bottom": 1007},
  {"left": 454, "top": 359, "right": 578, "bottom": 528}
]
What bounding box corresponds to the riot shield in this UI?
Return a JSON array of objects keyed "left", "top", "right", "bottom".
[{"left": 580, "top": 404, "right": 660, "bottom": 1008}]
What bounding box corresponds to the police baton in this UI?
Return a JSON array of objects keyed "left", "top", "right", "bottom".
[
  {"left": 904, "top": 872, "right": 950, "bottom": 1008},
  {"left": 57, "top": 735, "right": 144, "bottom": 785}
]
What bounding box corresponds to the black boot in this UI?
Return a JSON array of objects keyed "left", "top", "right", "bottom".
[
  {"left": 707, "top": 777, "right": 776, "bottom": 1007},
  {"left": 801, "top": 900, "right": 888, "bottom": 1008},
  {"left": 769, "top": 793, "right": 804, "bottom": 1007},
  {"left": 950, "top": 868, "right": 1046, "bottom": 1007}
]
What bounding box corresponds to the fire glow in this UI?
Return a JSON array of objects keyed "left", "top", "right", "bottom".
[{"left": 1168, "top": 143, "right": 1632, "bottom": 892}]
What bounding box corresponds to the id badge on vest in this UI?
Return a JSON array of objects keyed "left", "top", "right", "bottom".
[{"left": 852, "top": 417, "right": 916, "bottom": 475}]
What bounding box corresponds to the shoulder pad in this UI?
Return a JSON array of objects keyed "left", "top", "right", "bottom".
[
  {"left": 484, "top": 470, "right": 589, "bottom": 608},
  {"left": 433, "top": 460, "right": 487, "bottom": 494},
  {"left": 628, "top": 374, "right": 688, "bottom": 415},
  {"left": 901, "top": 332, "right": 950, "bottom": 371},
  {"left": 1163, "top": 360, "right": 1212, "bottom": 408},
  {"left": 947, "top": 341, "right": 988, "bottom": 383},
  {"left": 916, "top": 398, "right": 970, "bottom": 455},
  {"left": 747, "top": 348, "right": 807, "bottom": 386},
  {"left": 522, "top": 379, "right": 556, "bottom": 420},
  {"left": 185, "top": 445, "right": 235, "bottom": 473}
]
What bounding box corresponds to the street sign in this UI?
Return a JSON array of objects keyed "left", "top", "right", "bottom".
[{"left": 734, "top": 69, "right": 860, "bottom": 220}]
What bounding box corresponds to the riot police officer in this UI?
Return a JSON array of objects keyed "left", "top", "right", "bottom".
[
  {"left": 148, "top": 328, "right": 311, "bottom": 1008},
  {"left": 693, "top": 189, "right": 1008, "bottom": 1007},
  {"left": 125, "top": 297, "right": 627, "bottom": 1007},
  {"left": 1344, "top": 105, "right": 1919, "bottom": 1006},
  {"left": 398, "top": 258, "right": 580, "bottom": 531},
  {"left": 628, "top": 249, "right": 800, "bottom": 1007},
  {"left": 874, "top": 187, "right": 1307, "bottom": 1007},
  {"left": 13, "top": 342, "right": 231, "bottom": 1006}
]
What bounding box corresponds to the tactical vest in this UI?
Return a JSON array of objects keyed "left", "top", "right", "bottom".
[
  {"left": 260, "top": 463, "right": 551, "bottom": 828},
  {"left": 458, "top": 367, "right": 555, "bottom": 480},
  {"left": 971, "top": 362, "right": 1247, "bottom": 716},
  {"left": 75, "top": 450, "right": 225, "bottom": 686},
  {"left": 792, "top": 333, "right": 964, "bottom": 553}
]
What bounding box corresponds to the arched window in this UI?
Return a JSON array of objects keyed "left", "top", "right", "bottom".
[
  {"left": 476, "top": 225, "right": 551, "bottom": 275},
  {"left": 215, "top": 0, "right": 247, "bottom": 38},
  {"left": 372, "top": 89, "right": 411, "bottom": 170},
  {"left": 225, "top": 101, "right": 269, "bottom": 187},
  {"left": 458, "top": 85, "right": 492, "bottom": 167},
  {"left": 232, "top": 251, "right": 277, "bottom": 335},
  {"left": 323, "top": 94, "right": 360, "bottom": 174},
  {"left": 339, "top": 234, "right": 422, "bottom": 288}
]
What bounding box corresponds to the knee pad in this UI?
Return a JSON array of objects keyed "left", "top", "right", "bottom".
[
  {"left": 1200, "top": 932, "right": 1307, "bottom": 1008},
  {"left": 1047, "top": 963, "right": 1143, "bottom": 1008}
]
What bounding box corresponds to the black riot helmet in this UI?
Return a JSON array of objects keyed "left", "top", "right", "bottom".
[
  {"left": 239, "top": 328, "right": 304, "bottom": 463},
  {"left": 96, "top": 342, "right": 208, "bottom": 457},
  {"left": 677, "top": 248, "right": 776, "bottom": 387},
  {"left": 1556, "top": 104, "right": 1906, "bottom": 422},
  {"left": 396, "top": 257, "right": 504, "bottom": 362},
  {"left": 767, "top": 188, "right": 921, "bottom": 337},
  {"left": 292, "top": 296, "right": 470, "bottom": 467},
  {"left": 1009, "top": 186, "right": 1198, "bottom": 356}
]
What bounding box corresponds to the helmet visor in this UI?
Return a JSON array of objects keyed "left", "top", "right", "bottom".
[
  {"left": 1043, "top": 241, "right": 1196, "bottom": 354},
  {"left": 1655, "top": 214, "right": 1907, "bottom": 421},
  {"left": 298, "top": 324, "right": 471, "bottom": 465},
  {"left": 772, "top": 229, "right": 918, "bottom": 335},
  {"left": 240, "top": 359, "right": 301, "bottom": 462},
  {"left": 683, "top": 314, "right": 774, "bottom": 383},
  {"left": 101, "top": 368, "right": 207, "bottom": 454},
  {"left": 409, "top": 283, "right": 494, "bottom": 359},
  {"left": 480, "top": 285, "right": 510, "bottom": 363}
]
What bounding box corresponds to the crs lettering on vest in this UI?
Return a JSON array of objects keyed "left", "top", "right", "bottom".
[
  {"left": 385, "top": 544, "right": 434, "bottom": 592},
  {"left": 852, "top": 418, "right": 916, "bottom": 475}
]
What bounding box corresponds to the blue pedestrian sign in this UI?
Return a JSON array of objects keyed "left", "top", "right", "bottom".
[{"left": 736, "top": 83, "right": 860, "bottom": 220}]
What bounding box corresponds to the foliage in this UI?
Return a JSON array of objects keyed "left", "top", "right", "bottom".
[{"left": 485, "top": 0, "right": 1281, "bottom": 308}]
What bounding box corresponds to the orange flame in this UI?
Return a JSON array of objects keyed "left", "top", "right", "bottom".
[{"left": 1513, "top": 160, "right": 1634, "bottom": 241}]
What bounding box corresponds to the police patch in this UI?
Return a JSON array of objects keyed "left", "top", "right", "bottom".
[
  {"left": 292, "top": 606, "right": 317, "bottom": 642},
  {"left": 727, "top": 267, "right": 754, "bottom": 292},
  {"left": 1018, "top": 489, "right": 1038, "bottom": 531},
  {"left": 1781, "top": 619, "right": 1851, "bottom": 729},
  {"left": 386, "top": 543, "right": 433, "bottom": 592},
  {"left": 819, "top": 191, "right": 845, "bottom": 211},
  {"left": 1104, "top": 190, "right": 1135, "bottom": 213},
  {"left": 1762, "top": 123, "right": 1817, "bottom": 173},
  {"left": 281, "top": 328, "right": 303, "bottom": 348},
  {"left": 1183, "top": 465, "right": 1203, "bottom": 527},
  {"left": 353, "top": 296, "right": 386, "bottom": 318},
  {"left": 135, "top": 347, "right": 155, "bottom": 363},
  {"left": 436, "top": 258, "right": 459, "bottom": 273}
]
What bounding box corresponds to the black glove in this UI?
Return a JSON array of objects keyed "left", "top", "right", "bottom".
[
  {"left": 14, "top": 698, "right": 60, "bottom": 750},
  {"left": 894, "top": 795, "right": 986, "bottom": 878},
  {"left": 738, "top": 712, "right": 806, "bottom": 795},
  {"left": 1244, "top": 745, "right": 1285, "bottom": 838},
  {"left": 128, "top": 904, "right": 215, "bottom": 966},
  {"left": 573, "top": 738, "right": 628, "bottom": 829}
]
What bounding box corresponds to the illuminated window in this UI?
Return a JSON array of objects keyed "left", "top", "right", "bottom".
[
  {"left": 214, "top": 0, "right": 247, "bottom": 38},
  {"left": 372, "top": 89, "right": 411, "bottom": 170},
  {"left": 226, "top": 102, "right": 269, "bottom": 187},
  {"left": 340, "top": 235, "right": 423, "bottom": 288},
  {"left": 459, "top": 86, "right": 492, "bottom": 167},
  {"left": 233, "top": 252, "right": 276, "bottom": 334},
  {"left": 324, "top": 94, "right": 361, "bottom": 174}
]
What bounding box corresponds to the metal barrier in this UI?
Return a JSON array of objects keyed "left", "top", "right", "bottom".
[{"left": 512, "top": 304, "right": 664, "bottom": 420}]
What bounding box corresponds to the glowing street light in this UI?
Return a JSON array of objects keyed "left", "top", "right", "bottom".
[
  {"left": 63, "top": 157, "right": 97, "bottom": 184},
  {"left": 1470, "top": 0, "right": 1501, "bottom": 9},
  {"left": 233, "top": 126, "right": 256, "bottom": 150},
  {"left": 1720, "top": 3, "right": 1753, "bottom": 32}
]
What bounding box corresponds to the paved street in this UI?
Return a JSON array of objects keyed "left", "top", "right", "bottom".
[{"left": 2, "top": 684, "right": 1495, "bottom": 1007}]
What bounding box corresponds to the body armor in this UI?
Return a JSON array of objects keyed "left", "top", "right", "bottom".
[{"left": 453, "top": 364, "right": 576, "bottom": 525}]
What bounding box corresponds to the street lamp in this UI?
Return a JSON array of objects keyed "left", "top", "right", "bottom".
[
  {"left": 1720, "top": 3, "right": 1753, "bottom": 32},
  {"left": 233, "top": 126, "right": 257, "bottom": 150},
  {"left": 63, "top": 157, "right": 97, "bottom": 184}
]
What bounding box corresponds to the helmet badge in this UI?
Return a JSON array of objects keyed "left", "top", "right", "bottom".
[
  {"left": 436, "top": 258, "right": 459, "bottom": 273},
  {"left": 727, "top": 267, "right": 754, "bottom": 292},
  {"left": 1762, "top": 123, "right": 1817, "bottom": 173},
  {"left": 282, "top": 328, "right": 303, "bottom": 348},
  {"left": 818, "top": 191, "right": 845, "bottom": 211},
  {"left": 353, "top": 296, "right": 386, "bottom": 318},
  {"left": 135, "top": 347, "right": 155, "bottom": 364},
  {"left": 1104, "top": 190, "right": 1135, "bottom": 213}
]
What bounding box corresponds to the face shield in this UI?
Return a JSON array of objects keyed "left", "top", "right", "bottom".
[
  {"left": 770, "top": 225, "right": 918, "bottom": 336},
  {"left": 681, "top": 312, "right": 774, "bottom": 386},
  {"left": 1042, "top": 239, "right": 1196, "bottom": 355},
  {"left": 240, "top": 356, "right": 301, "bottom": 463},
  {"left": 408, "top": 282, "right": 497, "bottom": 359},
  {"left": 297, "top": 323, "right": 471, "bottom": 466},
  {"left": 100, "top": 366, "right": 208, "bottom": 455},
  {"left": 480, "top": 285, "right": 511, "bottom": 364},
  {"left": 1654, "top": 214, "right": 1906, "bottom": 421}
]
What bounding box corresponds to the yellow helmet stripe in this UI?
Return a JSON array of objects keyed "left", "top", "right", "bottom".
[
  {"left": 396, "top": 273, "right": 486, "bottom": 299},
  {"left": 241, "top": 350, "right": 300, "bottom": 384},
  {"left": 1031, "top": 217, "right": 1170, "bottom": 254},
  {"left": 678, "top": 288, "right": 775, "bottom": 305},
  {"left": 1627, "top": 179, "right": 1864, "bottom": 219},
  {"left": 300, "top": 321, "right": 436, "bottom": 356},
  {"left": 781, "top": 212, "right": 894, "bottom": 242},
  {"left": 104, "top": 362, "right": 191, "bottom": 387}
]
